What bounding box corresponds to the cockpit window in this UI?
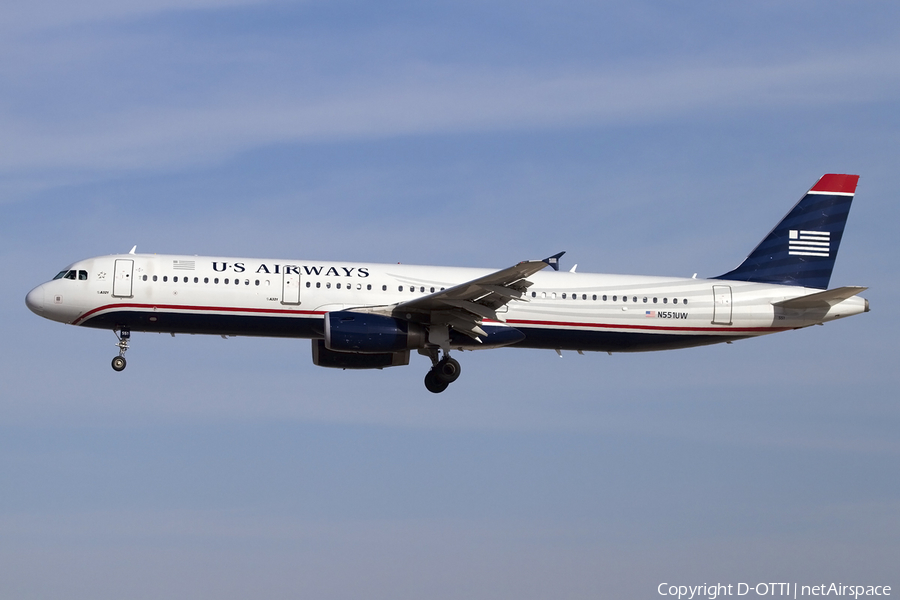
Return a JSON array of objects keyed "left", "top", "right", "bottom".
[{"left": 53, "top": 269, "right": 88, "bottom": 280}]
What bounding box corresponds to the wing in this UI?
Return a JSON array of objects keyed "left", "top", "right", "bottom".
[{"left": 391, "top": 252, "right": 564, "bottom": 340}]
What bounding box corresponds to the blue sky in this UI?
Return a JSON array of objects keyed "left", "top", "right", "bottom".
[{"left": 2, "top": 1, "right": 899, "bottom": 598}]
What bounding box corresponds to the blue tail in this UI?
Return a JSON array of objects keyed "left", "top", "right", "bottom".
[{"left": 714, "top": 174, "right": 859, "bottom": 290}]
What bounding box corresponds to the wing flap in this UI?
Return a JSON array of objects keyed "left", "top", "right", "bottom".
[{"left": 440, "top": 299, "right": 504, "bottom": 322}]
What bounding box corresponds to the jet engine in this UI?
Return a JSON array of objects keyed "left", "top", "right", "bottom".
[
  {"left": 311, "top": 339, "right": 409, "bottom": 370},
  {"left": 324, "top": 311, "right": 427, "bottom": 353}
]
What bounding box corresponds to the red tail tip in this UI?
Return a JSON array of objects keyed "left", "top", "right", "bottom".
[{"left": 811, "top": 174, "right": 859, "bottom": 194}]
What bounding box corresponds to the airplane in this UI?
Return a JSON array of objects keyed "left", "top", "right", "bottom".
[{"left": 25, "top": 174, "right": 869, "bottom": 393}]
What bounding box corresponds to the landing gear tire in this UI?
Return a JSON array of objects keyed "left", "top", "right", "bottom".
[
  {"left": 434, "top": 357, "right": 461, "bottom": 384},
  {"left": 424, "top": 369, "right": 449, "bottom": 394},
  {"left": 112, "top": 328, "right": 131, "bottom": 372}
]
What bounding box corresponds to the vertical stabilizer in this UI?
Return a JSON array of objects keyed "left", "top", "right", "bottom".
[{"left": 714, "top": 174, "right": 859, "bottom": 289}]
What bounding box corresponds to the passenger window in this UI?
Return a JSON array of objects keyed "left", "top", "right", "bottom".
[
  {"left": 142, "top": 275, "right": 147, "bottom": 281},
  {"left": 562, "top": 293, "right": 567, "bottom": 299},
  {"left": 194, "top": 277, "right": 199, "bottom": 283},
  {"left": 622, "top": 296, "right": 627, "bottom": 302},
  {"left": 673, "top": 298, "right": 678, "bottom": 304},
  {"left": 316, "top": 282, "right": 321, "bottom": 288},
  {"left": 551, "top": 292, "right": 557, "bottom": 299},
  {"left": 653, "top": 297, "right": 657, "bottom": 303},
  {"left": 153, "top": 275, "right": 158, "bottom": 282},
  {"left": 663, "top": 298, "right": 667, "bottom": 304},
  {"left": 683, "top": 299, "right": 689, "bottom": 305},
  {"left": 244, "top": 279, "right": 249, "bottom": 285},
  {"left": 326, "top": 282, "right": 331, "bottom": 289},
  {"left": 174, "top": 276, "right": 179, "bottom": 283},
  {"left": 643, "top": 297, "right": 648, "bottom": 303},
  {"left": 382, "top": 285, "right": 386, "bottom": 291},
  {"left": 632, "top": 296, "right": 637, "bottom": 303},
  {"left": 204, "top": 277, "right": 209, "bottom": 283},
  {"left": 163, "top": 276, "right": 168, "bottom": 282},
  {"left": 336, "top": 283, "right": 341, "bottom": 289},
  {"left": 224, "top": 278, "right": 229, "bottom": 284},
  {"left": 583, "top": 294, "right": 588, "bottom": 300},
  {"left": 398, "top": 286, "right": 403, "bottom": 292},
  {"left": 367, "top": 284, "right": 372, "bottom": 290},
  {"left": 214, "top": 278, "right": 219, "bottom": 284},
  {"left": 306, "top": 282, "right": 311, "bottom": 288},
  {"left": 430, "top": 287, "right": 435, "bottom": 293},
  {"left": 255, "top": 280, "right": 260, "bottom": 286}
]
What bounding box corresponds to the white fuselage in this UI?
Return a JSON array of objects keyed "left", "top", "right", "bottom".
[{"left": 26, "top": 253, "right": 867, "bottom": 353}]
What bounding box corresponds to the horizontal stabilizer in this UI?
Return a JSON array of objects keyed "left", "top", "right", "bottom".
[{"left": 772, "top": 286, "right": 867, "bottom": 309}]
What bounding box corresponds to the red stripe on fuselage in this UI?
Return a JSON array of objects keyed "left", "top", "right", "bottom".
[
  {"left": 73, "top": 302, "right": 326, "bottom": 326},
  {"left": 75, "top": 303, "right": 787, "bottom": 335},
  {"left": 505, "top": 318, "right": 787, "bottom": 334}
]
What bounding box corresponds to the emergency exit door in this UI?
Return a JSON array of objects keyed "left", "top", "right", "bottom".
[{"left": 282, "top": 270, "right": 301, "bottom": 305}]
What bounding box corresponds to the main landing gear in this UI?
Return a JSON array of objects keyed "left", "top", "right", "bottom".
[
  {"left": 111, "top": 328, "right": 130, "bottom": 372},
  {"left": 422, "top": 349, "right": 461, "bottom": 394}
]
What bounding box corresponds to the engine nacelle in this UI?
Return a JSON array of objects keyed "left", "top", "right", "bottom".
[
  {"left": 324, "top": 311, "right": 427, "bottom": 353},
  {"left": 311, "top": 339, "right": 409, "bottom": 370}
]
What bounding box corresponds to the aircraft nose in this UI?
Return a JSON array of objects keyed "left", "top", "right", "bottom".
[{"left": 25, "top": 285, "right": 45, "bottom": 314}]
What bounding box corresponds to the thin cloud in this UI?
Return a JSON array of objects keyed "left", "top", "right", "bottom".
[
  {"left": 2, "top": 50, "right": 899, "bottom": 178},
  {"left": 0, "top": 0, "right": 274, "bottom": 35}
]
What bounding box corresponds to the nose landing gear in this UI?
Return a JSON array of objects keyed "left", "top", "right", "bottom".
[
  {"left": 423, "top": 349, "right": 461, "bottom": 394},
  {"left": 111, "top": 329, "right": 130, "bottom": 371}
]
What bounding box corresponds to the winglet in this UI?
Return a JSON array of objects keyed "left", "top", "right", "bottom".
[
  {"left": 543, "top": 251, "right": 565, "bottom": 271},
  {"left": 129, "top": 245, "right": 137, "bottom": 255}
]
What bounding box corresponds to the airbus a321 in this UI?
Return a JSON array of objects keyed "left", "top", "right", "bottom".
[{"left": 26, "top": 174, "right": 869, "bottom": 393}]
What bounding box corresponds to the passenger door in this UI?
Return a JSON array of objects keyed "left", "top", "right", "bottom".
[{"left": 112, "top": 259, "right": 134, "bottom": 298}]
